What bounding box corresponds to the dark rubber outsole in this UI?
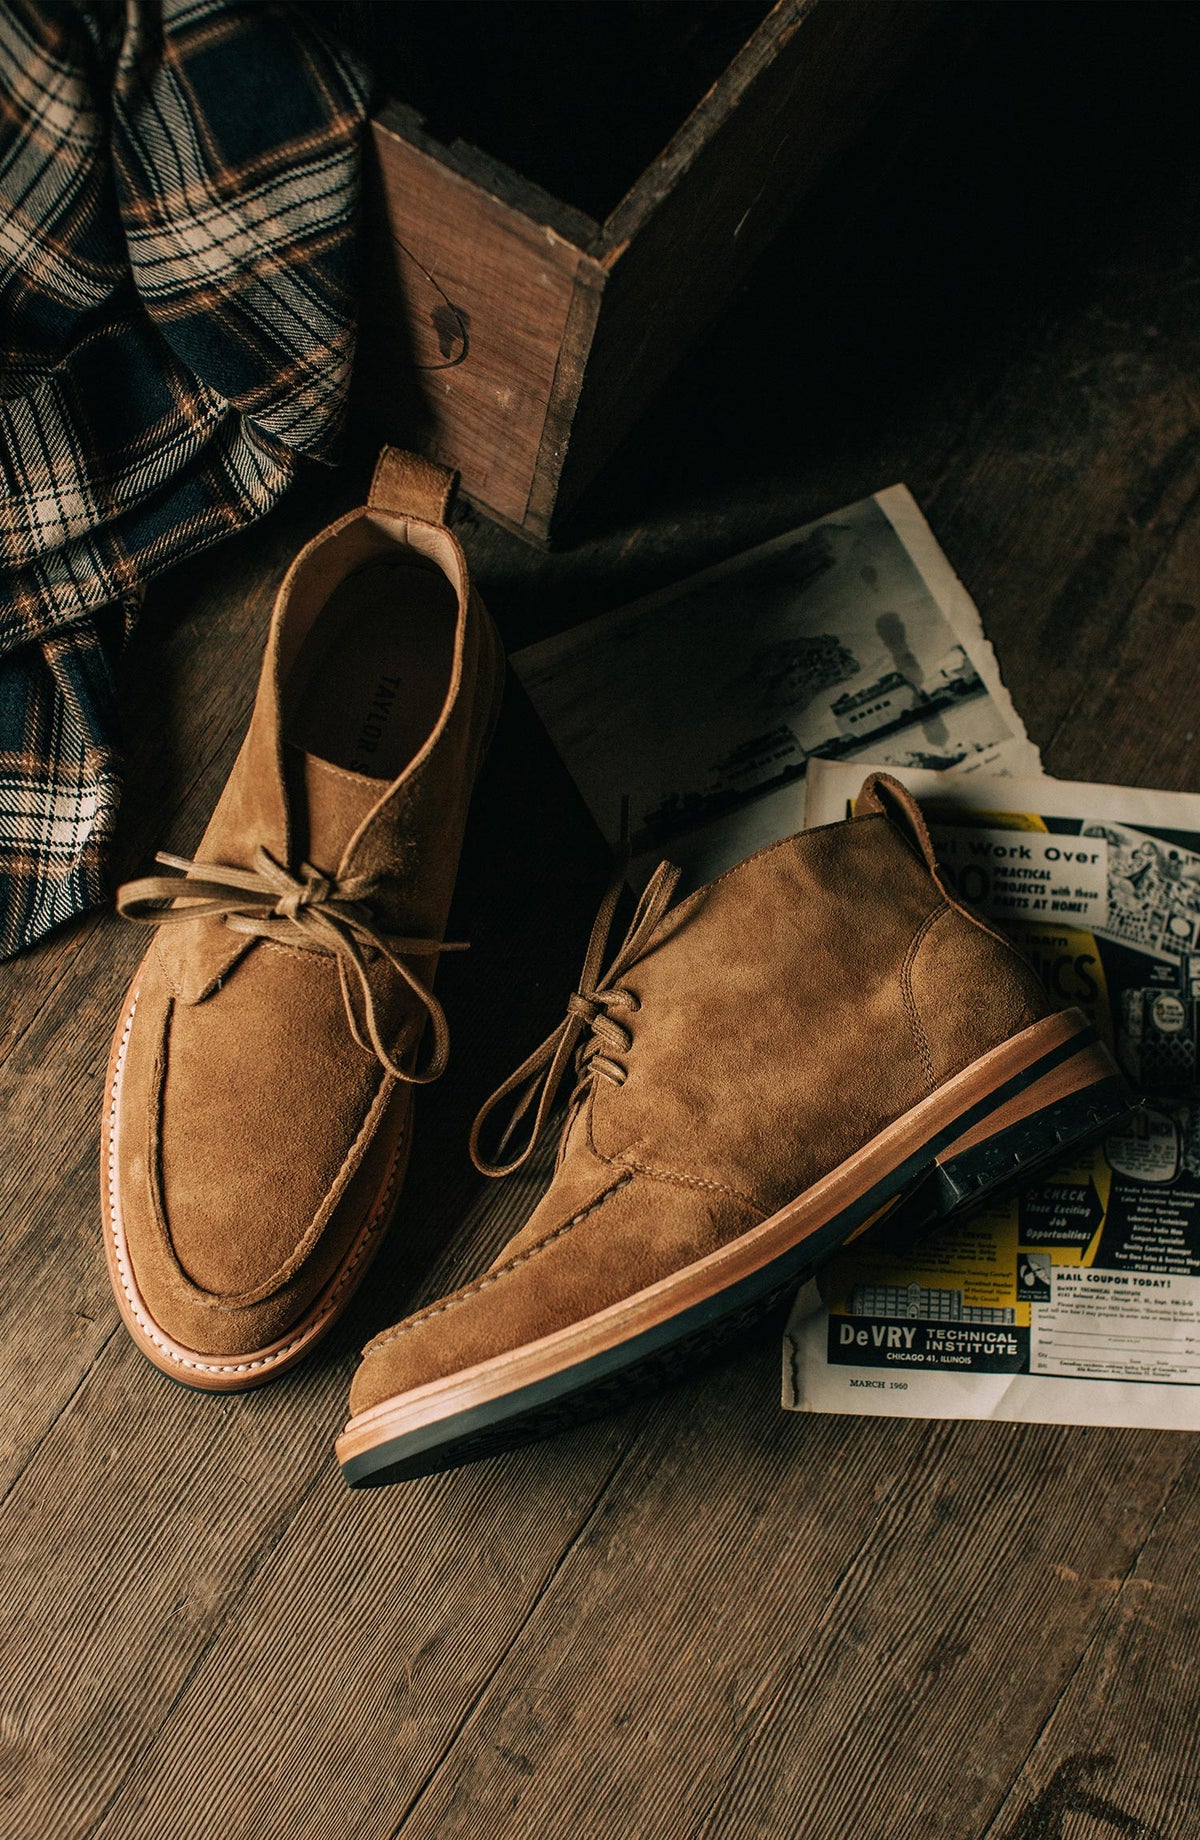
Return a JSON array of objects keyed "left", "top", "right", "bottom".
[{"left": 340, "top": 1028, "right": 1135, "bottom": 1486}]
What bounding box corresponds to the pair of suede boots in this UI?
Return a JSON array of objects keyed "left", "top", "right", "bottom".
[{"left": 103, "top": 449, "right": 1134, "bottom": 1487}]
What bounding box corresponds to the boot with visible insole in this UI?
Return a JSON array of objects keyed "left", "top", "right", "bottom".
[
  {"left": 103, "top": 448, "right": 504, "bottom": 1388},
  {"left": 338, "top": 771, "right": 1133, "bottom": 1483}
]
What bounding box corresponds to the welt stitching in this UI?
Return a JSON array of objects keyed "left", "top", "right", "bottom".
[
  {"left": 365, "top": 1173, "right": 635, "bottom": 1352},
  {"left": 902, "top": 902, "right": 950, "bottom": 1094}
]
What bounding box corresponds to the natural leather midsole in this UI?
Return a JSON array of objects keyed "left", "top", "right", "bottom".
[
  {"left": 933, "top": 1036, "right": 1116, "bottom": 1161},
  {"left": 338, "top": 1008, "right": 1115, "bottom": 1458}
]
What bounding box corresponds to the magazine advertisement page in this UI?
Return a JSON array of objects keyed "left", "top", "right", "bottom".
[
  {"left": 510, "top": 486, "right": 1039, "bottom": 893},
  {"left": 785, "top": 761, "right": 1200, "bottom": 1430}
]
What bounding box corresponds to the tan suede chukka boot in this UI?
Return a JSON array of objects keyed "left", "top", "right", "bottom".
[
  {"left": 102, "top": 449, "right": 504, "bottom": 1389},
  {"left": 339, "top": 772, "right": 1134, "bottom": 1483}
]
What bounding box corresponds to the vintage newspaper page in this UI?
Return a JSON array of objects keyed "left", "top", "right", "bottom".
[
  {"left": 511, "top": 486, "right": 1040, "bottom": 892},
  {"left": 785, "top": 760, "right": 1200, "bottom": 1430}
]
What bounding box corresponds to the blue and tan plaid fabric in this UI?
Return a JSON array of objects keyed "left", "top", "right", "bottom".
[{"left": 0, "top": 0, "right": 369, "bottom": 957}]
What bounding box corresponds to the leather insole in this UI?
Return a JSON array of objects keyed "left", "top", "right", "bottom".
[{"left": 286, "top": 558, "right": 457, "bottom": 780}]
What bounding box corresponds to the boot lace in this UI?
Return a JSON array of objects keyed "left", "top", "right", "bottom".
[
  {"left": 469, "top": 857, "right": 679, "bottom": 1177},
  {"left": 117, "top": 848, "right": 465, "bottom": 1084}
]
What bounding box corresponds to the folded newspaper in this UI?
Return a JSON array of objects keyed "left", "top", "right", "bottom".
[
  {"left": 511, "top": 485, "right": 1040, "bottom": 893},
  {"left": 785, "top": 760, "right": 1200, "bottom": 1431}
]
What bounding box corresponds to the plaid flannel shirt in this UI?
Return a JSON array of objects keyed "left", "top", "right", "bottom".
[{"left": 0, "top": 0, "right": 369, "bottom": 957}]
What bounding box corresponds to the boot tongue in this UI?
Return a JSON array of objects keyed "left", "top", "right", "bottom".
[{"left": 287, "top": 746, "right": 386, "bottom": 875}]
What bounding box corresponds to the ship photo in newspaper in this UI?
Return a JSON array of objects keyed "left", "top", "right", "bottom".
[
  {"left": 638, "top": 643, "right": 988, "bottom": 855},
  {"left": 785, "top": 761, "right": 1200, "bottom": 1433},
  {"left": 511, "top": 486, "right": 1040, "bottom": 888}
]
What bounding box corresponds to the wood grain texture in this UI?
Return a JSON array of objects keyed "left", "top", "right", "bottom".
[
  {"left": 2, "top": 8, "right": 1199, "bottom": 1837},
  {"left": 362, "top": 113, "right": 603, "bottom": 534},
  {"left": 361, "top": 1, "right": 951, "bottom": 538},
  {"left": 389, "top": 1407, "right": 1189, "bottom": 1840},
  {"left": 980, "top": 1446, "right": 1200, "bottom": 1840}
]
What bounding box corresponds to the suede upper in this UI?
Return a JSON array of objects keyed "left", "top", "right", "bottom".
[
  {"left": 349, "top": 778, "right": 1052, "bottom": 1415},
  {"left": 109, "top": 449, "right": 504, "bottom": 1365}
]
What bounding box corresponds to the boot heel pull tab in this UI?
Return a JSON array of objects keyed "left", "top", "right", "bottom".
[
  {"left": 368, "top": 447, "right": 458, "bottom": 525},
  {"left": 857, "top": 770, "right": 1012, "bottom": 946},
  {"left": 856, "top": 772, "right": 940, "bottom": 876}
]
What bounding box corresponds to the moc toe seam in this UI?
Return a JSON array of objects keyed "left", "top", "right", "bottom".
[
  {"left": 122, "top": 974, "right": 405, "bottom": 1314},
  {"left": 362, "top": 1170, "right": 636, "bottom": 1356},
  {"left": 357, "top": 1162, "right": 763, "bottom": 1373},
  {"left": 106, "top": 993, "right": 409, "bottom": 1382}
]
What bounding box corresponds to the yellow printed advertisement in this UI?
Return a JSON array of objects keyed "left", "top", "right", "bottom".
[{"left": 787, "top": 762, "right": 1200, "bottom": 1430}]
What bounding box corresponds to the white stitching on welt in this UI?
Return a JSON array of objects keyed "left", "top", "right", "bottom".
[{"left": 105, "top": 993, "right": 403, "bottom": 1374}]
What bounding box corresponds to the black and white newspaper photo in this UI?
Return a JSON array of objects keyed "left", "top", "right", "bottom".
[{"left": 511, "top": 486, "right": 1040, "bottom": 890}]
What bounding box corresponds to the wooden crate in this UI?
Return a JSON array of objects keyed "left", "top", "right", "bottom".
[{"left": 359, "top": 0, "right": 947, "bottom": 542}]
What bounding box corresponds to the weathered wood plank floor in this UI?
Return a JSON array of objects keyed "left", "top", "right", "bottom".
[{"left": 3, "top": 8, "right": 1198, "bottom": 1837}]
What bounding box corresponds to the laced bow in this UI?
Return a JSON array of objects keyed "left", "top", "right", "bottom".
[
  {"left": 117, "top": 848, "right": 466, "bottom": 1083},
  {"left": 470, "top": 856, "right": 680, "bottom": 1177}
]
